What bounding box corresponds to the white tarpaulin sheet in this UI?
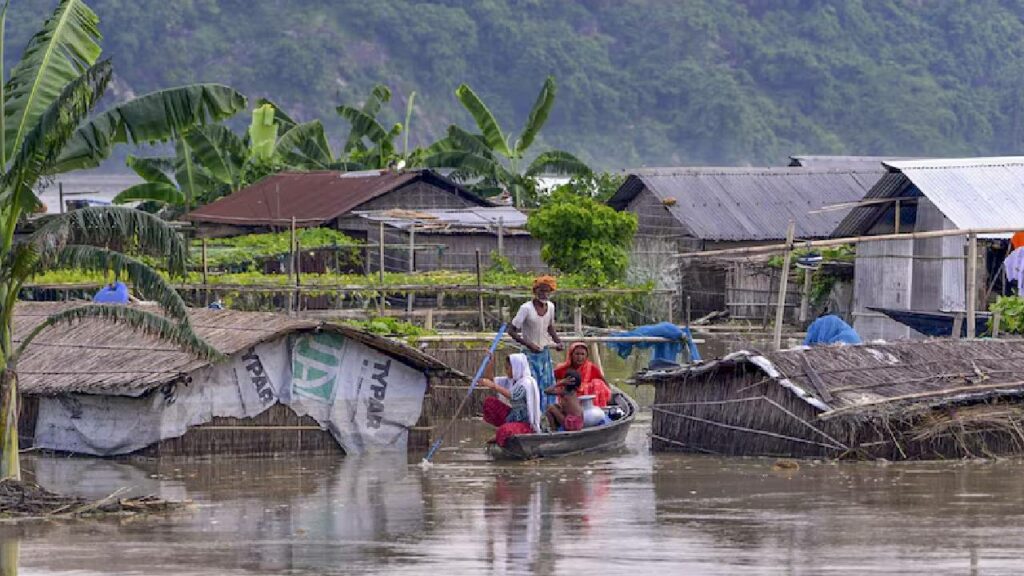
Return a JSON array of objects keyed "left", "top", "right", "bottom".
[{"left": 33, "top": 333, "right": 428, "bottom": 456}]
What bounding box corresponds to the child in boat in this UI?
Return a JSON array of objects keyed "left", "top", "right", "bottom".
[
  {"left": 544, "top": 369, "right": 584, "bottom": 432},
  {"left": 480, "top": 353, "right": 543, "bottom": 446}
]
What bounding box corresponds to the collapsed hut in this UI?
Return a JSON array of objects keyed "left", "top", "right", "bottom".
[
  {"left": 641, "top": 339, "right": 1024, "bottom": 460},
  {"left": 13, "top": 302, "right": 464, "bottom": 457}
]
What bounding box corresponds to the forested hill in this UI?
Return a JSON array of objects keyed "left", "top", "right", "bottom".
[{"left": 8, "top": 1, "right": 1024, "bottom": 169}]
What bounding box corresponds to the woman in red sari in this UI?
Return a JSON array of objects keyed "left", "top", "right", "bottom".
[{"left": 554, "top": 342, "right": 612, "bottom": 407}]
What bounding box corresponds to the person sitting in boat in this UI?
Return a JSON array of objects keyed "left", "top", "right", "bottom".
[
  {"left": 509, "top": 276, "right": 563, "bottom": 410},
  {"left": 544, "top": 369, "right": 584, "bottom": 432},
  {"left": 479, "top": 353, "right": 543, "bottom": 447},
  {"left": 555, "top": 342, "right": 612, "bottom": 408}
]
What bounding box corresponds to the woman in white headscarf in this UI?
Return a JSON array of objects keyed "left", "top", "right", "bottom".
[{"left": 480, "top": 353, "right": 543, "bottom": 445}]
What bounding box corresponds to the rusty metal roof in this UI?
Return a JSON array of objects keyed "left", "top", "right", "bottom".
[
  {"left": 608, "top": 166, "right": 884, "bottom": 241},
  {"left": 185, "top": 169, "right": 492, "bottom": 226}
]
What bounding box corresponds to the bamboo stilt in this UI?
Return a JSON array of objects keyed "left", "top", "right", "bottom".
[{"left": 773, "top": 222, "right": 796, "bottom": 350}]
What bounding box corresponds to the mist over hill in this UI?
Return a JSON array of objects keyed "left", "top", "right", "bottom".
[{"left": 9, "top": 0, "right": 1024, "bottom": 169}]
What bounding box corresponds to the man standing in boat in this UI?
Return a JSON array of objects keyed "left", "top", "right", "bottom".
[{"left": 509, "top": 276, "right": 564, "bottom": 412}]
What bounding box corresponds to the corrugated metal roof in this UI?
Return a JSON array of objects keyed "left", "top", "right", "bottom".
[
  {"left": 608, "top": 167, "right": 884, "bottom": 241},
  {"left": 833, "top": 157, "right": 1024, "bottom": 237},
  {"left": 354, "top": 206, "right": 528, "bottom": 232},
  {"left": 788, "top": 155, "right": 920, "bottom": 168},
  {"left": 185, "top": 169, "right": 491, "bottom": 226}
]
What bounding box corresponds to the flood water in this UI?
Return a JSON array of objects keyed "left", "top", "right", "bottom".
[{"left": 2, "top": 414, "right": 1023, "bottom": 575}]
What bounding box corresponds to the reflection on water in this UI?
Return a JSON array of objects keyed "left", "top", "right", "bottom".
[{"left": 2, "top": 418, "right": 1021, "bottom": 575}]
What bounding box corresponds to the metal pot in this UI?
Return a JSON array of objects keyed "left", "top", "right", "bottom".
[{"left": 579, "top": 395, "right": 605, "bottom": 428}]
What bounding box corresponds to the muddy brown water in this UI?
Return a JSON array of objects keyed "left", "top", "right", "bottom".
[
  {"left": 0, "top": 416, "right": 1020, "bottom": 575},
  {"left": 4, "top": 333, "right": 1015, "bottom": 575}
]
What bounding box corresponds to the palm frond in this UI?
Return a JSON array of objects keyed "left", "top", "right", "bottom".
[
  {"left": 53, "top": 83, "right": 247, "bottom": 173},
  {"left": 126, "top": 155, "right": 175, "bottom": 186},
  {"left": 184, "top": 124, "right": 245, "bottom": 188},
  {"left": 174, "top": 138, "right": 219, "bottom": 209},
  {"left": 112, "top": 182, "right": 184, "bottom": 205},
  {"left": 41, "top": 244, "right": 189, "bottom": 322},
  {"left": 4, "top": 0, "right": 101, "bottom": 161},
  {"left": 275, "top": 120, "right": 333, "bottom": 169},
  {"left": 15, "top": 304, "right": 221, "bottom": 363},
  {"left": 29, "top": 206, "right": 189, "bottom": 276},
  {"left": 3, "top": 60, "right": 111, "bottom": 227},
  {"left": 0, "top": 0, "right": 10, "bottom": 166},
  {"left": 525, "top": 150, "right": 592, "bottom": 177},
  {"left": 403, "top": 91, "right": 416, "bottom": 158},
  {"left": 255, "top": 97, "right": 296, "bottom": 133},
  {"left": 338, "top": 105, "right": 389, "bottom": 152},
  {"left": 446, "top": 125, "right": 496, "bottom": 159},
  {"left": 454, "top": 83, "right": 510, "bottom": 157},
  {"left": 516, "top": 76, "right": 556, "bottom": 154}
]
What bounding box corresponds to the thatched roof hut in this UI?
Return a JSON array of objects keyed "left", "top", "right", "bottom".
[
  {"left": 13, "top": 302, "right": 464, "bottom": 457},
  {"left": 640, "top": 339, "right": 1024, "bottom": 460}
]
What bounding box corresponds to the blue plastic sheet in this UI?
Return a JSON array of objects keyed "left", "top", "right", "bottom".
[
  {"left": 803, "top": 315, "right": 862, "bottom": 346},
  {"left": 92, "top": 281, "right": 129, "bottom": 304},
  {"left": 607, "top": 322, "right": 685, "bottom": 369}
]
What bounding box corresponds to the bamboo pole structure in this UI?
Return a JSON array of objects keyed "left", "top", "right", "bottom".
[
  {"left": 378, "top": 221, "right": 385, "bottom": 315},
  {"left": 674, "top": 226, "right": 1024, "bottom": 260},
  {"left": 773, "top": 222, "right": 796, "bottom": 350},
  {"left": 288, "top": 217, "right": 296, "bottom": 314},
  {"left": 476, "top": 249, "right": 485, "bottom": 330},
  {"left": 201, "top": 238, "right": 209, "bottom": 307},
  {"left": 967, "top": 232, "right": 978, "bottom": 338},
  {"left": 799, "top": 268, "right": 812, "bottom": 324},
  {"left": 497, "top": 216, "right": 504, "bottom": 257}
]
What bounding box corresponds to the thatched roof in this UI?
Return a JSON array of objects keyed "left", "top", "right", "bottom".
[
  {"left": 639, "top": 339, "right": 1024, "bottom": 419},
  {"left": 13, "top": 302, "right": 457, "bottom": 397}
]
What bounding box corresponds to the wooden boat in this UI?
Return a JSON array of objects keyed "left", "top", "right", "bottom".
[
  {"left": 487, "top": 387, "right": 638, "bottom": 460},
  {"left": 867, "top": 306, "right": 991, "bottom": 338}
]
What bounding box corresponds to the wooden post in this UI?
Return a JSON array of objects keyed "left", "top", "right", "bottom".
[
  {"left": 476, "top": 249, "right": 485, "bottom": 330},
  {"left": 993, "top": 310, "right": 1002, "bottom": 338},
  {"left": 894, "top": 199, "right": 901, "bottom": 234},
  {"left": 967, "top": 232, "right": 978, "bottom": 338},
  {"left": 952, "top": 313, "right": 964, "bottom": 339},
  {"left": 425, "top": 308, "right": 434, "bottom": 331},
  {"left": 667, "top": 292, "right": 675, "bottom": 324},
  {"left": 685, "top": 295, "right": 691, "bottom": 326},
  {"left": 378, "top": 221, "right": 385, "bottom": 315},
  {"left": 406, "top": 225, "right": 415, "bottom": 316},
  {"left": 773, "top": 221, "right": 796, "bottom": 350},
  {"left": 589, "top": 342, "right": 604, "bottom": 376},
  {"left": 201, "top": 238, "right": 209, "bottom": 307},
  {"left": 799, "top": 268, "right": 812, "bottom": 324},
  {"left": 58, "top": 182, "right": 64, "bottom": 213},
  {"left": 574, "top": 304, "right": 583, "bottom": 334},
  {"left": 288, "top": 217, "right": 296, "bottom": 314},
  {"left": 497, "top": 217, "right": 504, "bottom": 257}
]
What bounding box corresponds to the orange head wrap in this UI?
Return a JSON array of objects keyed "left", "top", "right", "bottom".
[{"left": 532, "top": 275, "right": 557, "bottom": 291}]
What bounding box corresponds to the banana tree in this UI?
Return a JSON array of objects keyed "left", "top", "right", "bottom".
[
  {"left": 423, "top": 76, "right": 591, "bottom": 207},
  {"left": 0, "top": 0, "right": 241, "bottom": 479},
  {"left": 336, "top": 84, "right": 418, "bottom": 169}
]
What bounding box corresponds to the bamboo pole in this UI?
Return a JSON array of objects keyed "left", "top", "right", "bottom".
[
  {"left": 408, "top": 224, "right": 416, "bottom": 272},
  {"left": 574, "top": 304, "right": 583, "bottom": 333},
  {"left": 201, "top": 237, "right": 209, "bottom": 307},
  {"left": 476, "top": 249, "right": 485, "bottom": 330},
  {"left": 674, "top": 226, "right": 1024, "bottom": 260},
  {"left": 58, "top": 181, "right": 64, "bottom": 213},
  {"left": 773, "top": 222, "right": 796, "bottom": 350},
  {"left": 288, "top": 217, "right": 296, "bottom": 314},
  {"left": 497, "top": 217, "right": 504, "bottom": 257},
  {"left": 967, "top": 232, "right": 978, "bottom": 338},
  {"left": 894, "top": 199, "right": 901, "bottom": 234},
  {"left": 410, "top": 335, "right": 700, "bottom": 344},
  {"left": 378, "top": 221, "right": 385, "bottom": 315},
  {"left": 799, "top": 268, "right": 812, "bottom": 324}
]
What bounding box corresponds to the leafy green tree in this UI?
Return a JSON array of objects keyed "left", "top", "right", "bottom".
[
  {"left": 0, "top": 0, "right": 238, "bottom": 479},
  {"left": 425, "top": 76, "right": 590, "bottom": 207},
  {"left": 552, "top": 172, "right": 626, "bottom": 203},
  {"left": 526, "top": 189, "right": 637, "bottom": 284}
]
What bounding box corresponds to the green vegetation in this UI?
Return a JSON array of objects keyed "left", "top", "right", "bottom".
[
  {"left": 341, "top": 317, "right": 432, "bottom": 338},
  {"left": 198, "top": 228, "right": 359, "bottom": 270},
  {"left": 526, "top": 189, "right": 638, "bottom": 284},
  {"left": 1, "top": 0, "right": 237, "bottom": 481},
  {"left": 423, "top": 77, "right": 590, "bottom": 207},
  {"left": 990, "top": 296, "right": 1024, "bottom": 335},
  {"left": 6, "top": 1, "right": 1021, "bottom": 168}
]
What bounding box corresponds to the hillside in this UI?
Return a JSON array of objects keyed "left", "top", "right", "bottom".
[{"left": 7, "top": 0, "right": 1024, "bottom": 169}]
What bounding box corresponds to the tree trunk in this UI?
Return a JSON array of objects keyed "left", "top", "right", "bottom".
[{"left": 0, "top": 369, "right": 21, "bottom": 481}]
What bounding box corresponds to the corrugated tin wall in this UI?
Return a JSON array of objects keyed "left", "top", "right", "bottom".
[{"left": 853, "top": 239, "right": 919, "bottom": 341}]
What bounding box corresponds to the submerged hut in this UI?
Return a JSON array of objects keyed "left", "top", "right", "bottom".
[
  {"left": 14, "top": 302, "right": 463, "bottom": 457},
  {"left": 642, "top": 339, "right": 1024, "bottom": 460}
]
